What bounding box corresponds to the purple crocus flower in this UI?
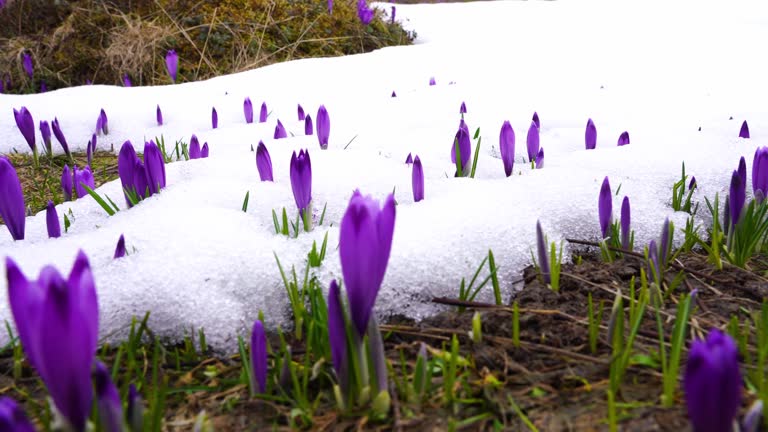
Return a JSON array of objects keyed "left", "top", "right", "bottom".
[
  {"left": 460, "top": 101, "right": 467, "bottom": 114},
  {"left": 126, "top": 384, "right": 143, "bottom": 432},
  {"left": 723, "top": 195, "right": 731, "bottom": 237},
  {"left": 256, "top": 141, "right": 273, "bottom": 182},
  {"left": 305, "top": 114, "right": 313, "bottom": 135},
  {"left": 499, "top": 121, "right": 515, "bottom": 177},
  {"left": 357, "top": 0, "right": 374, "bottom": 24},
  {"left": 74, "top": 166, "right": 95, "bottom": 198},
  {"left": 532, "top": 112, "right": 540, "bottom": 130},
  {"left": 598, "top": 176, "right": 612, "bottom": 239},
  {"left": 585, "top": 118, "right": 597, "bottom": 150},
  {"left": 753, "top": 147, "right": 768, "bottom": 201},
  {"left": 339, "top": 190, "right": 396, "bottom": 337},
  {"left": 536, "top": 221, "right": 550, "bottom": 284},
  {"left": 412, "top": 155, "right": 424, "bottom": 202},
  {"left": 212, "top": 107, "right": 218, "bottom": 129},
  {"left": 259, "top": 102, "right": 268, "bottom": 123},
  {"left": 99, "top": 109, "right": 108, "bottom": 134},
  {"left": 391, "top": 91, "right": 396, "bottom": 97},
  {"left": 189, "top": 135, "right": 201, "bottom": 159},
  {"left": 729, "top": 169, "right": 746, "bottom": 228},
  {"left": 61, "top": 165, "right": 73, "bottom": 201},
  {"left": 451, "top": 120, "right": 471, "bottom": 176},
  {"left": 298, "top": 104, "right": 305, "bottom": 121},
  {"left": 52, "top": 117, "right": 70, "bottom": 158},
  {"left": 94, "top": 360, "right": 123, "bottom": 432},
  {"left": 327, "top": 279, "right": 347, "bottom": 387},
  {"left": 535, "top": 147, "right": 544, "bottom": 169},
  {"left": 6, "top": 250, "right": 99, "bottom": 432},
  {"left": 739, "top": 120, "right": 750, "bottom": 139},
  {"left": 620, "top": 196, "right": 631, "bottom": 250},
  {"left": 201, "top": 143, "right": 209, "bottom": 158},
  {"left": 738, "top": 156, "right": 747, "bottom": 186},
  {"left": 0, "top": 397, "right": 36, "bottom": 432},
  {"left": 274, "top": 120, "right": 287, "bottom": 139},
  {"left": 391, "top": 5, "right": 396, "bottom": 23},
  {"left": 244, "top": 97, "right": 254, "bottom": 123},
  {"left": 250, "top": 320, "right": 268, "bottom": 394},
  {"left": 46, "top": 201, "right": 60, "bottom": 238},
  {"left": 0, "top": 158, "right": 25, "bottom": 240},
  {"left": 13, "top": 107, "right": 35, "bottom": 153},
  {"left": 165, "top": 49, "right": 178, "bottom": 83},
  {"left": 617, "top": 131, "right": 630, "bottom": 146},
  {"left": 290, "top": 149, "right": 312, "bottom": 215},
  {"left": 429, "top": 77, "right": 436, "bottom": 86},
  {"left": 684, "top": 329, "right": 741, "bottom": 432},
  {"left": 405, "top": 153, "right": 413, "bottom": 164},
  {"left": 40, "top": 81, "right": 47, "bottom": 93},
  {"left": 689, "top": 176, "right": 697, "bottom": 190},
  {"left": 87, "top": 139, "right": 93, "bottom": 168},
  {"left": 22, "top": 53, "right": 33, "bottom": 79},
  {"left": 123, "top": 74, "right": 132, "bottom": 87},
  {"left": 143, "top": 140, "right": 166, "bottom": 195},
  {"left": 40, "top": 120, "right": 52, "bottom": 156},
  {"left": 118, "top": 142, "right": 139, "bottom": 205},
  {"left": 156, "top": 105, "right": 163, "bottom": 126},
  {"left": 526, "top": 121, "right": 539, "bottom": 162},
  {"left": 328, "top": 0, "right": 333, "bottom": 14},
  {"left": 114, "top": 234, "right": 126, "bottom": 259},
  {"left": 648, "top": 239, "right": 659, "bottom": 278},
  {"left": 317, "top": 105, "right": 330, "bottom": 149}
]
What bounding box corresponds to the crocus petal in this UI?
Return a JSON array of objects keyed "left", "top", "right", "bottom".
[
  {"left": 305, "top": 115, "right": 313, "bottom": 135},
  {"left": 250, "top": 320, "right": 268, "bottom": 394},
  {"left": 585, "top": 118, "right": 597, "bottom": 150},
  {"left": 212, "top": 107, "right": 218, "bottom": 129},
  {"left": 143, "top": 141, "right": 166, "bottom": 194},
  {"left": 620, "top": 196, "right": 631, "bottom": 250},
  {"left": 460, "top": 102, "right": 467, "bottom": 114},
  {"left": 52, "top": 117, "right": 70, "bottom": 157},
  {"left": 256, "top": 142, "right": 274, "bottom": 182},
  {"left": 114, "top": 234, "right": 126, "bottom": 259},
  {"left": 412, "top": 156, "right": 424, "bottom": 202},
  {"left": 391, "top": 91, "right": 396, "bottom": 97},
  {"left": 532, "top": 111, "right": 540, "bottom": 130},
  {"left": 405, "top": 153, "right": 412, "bottom": 164},
  {"left": 156, "top": 105, "right": 163, "bottom": 126},
  {"left": 598, "top": 176, "right": 612, "bottom": 238},
  {"left": 189, "top": 135, "right": 201, "bottom": 160},
  {"left": 61, "top": 164, "right": 73, "bottom": 201},
  {"left": 317, "top": 105, "right": 330, "bottom": 149},
  {"left": 535, "top": 147, "right": 544, "bottom": 169},
  {"left": 0, "top": 158, "right": 26, "bottom": 240},
  {"left": 244, "top": 98, "right": 254, "bottom": 123},
  {"left": 6, "top": 257, "right": 44, "bottom": 369},
  {"left": 739, "top": 120, "right": 750, "bottom": 139},
  {"left": 118, "top": 141, "right": 138, "bottom": 206},
  {"left": 274, "top": 120, "right": 287, "bottom": 139},
  {"left": 429, "top": 77, "right": 436, "bottom": 86},
  {"left": 499, "top": 121, "right": 515, "bottom": 177},
  {"left": 260, "top": 102, "right": 268, "bottom": 123},
  {"left": 526, "top": 121, "right": 539, "bottom": 162},
  {"left": 327, "top": 280, "right": 347, "bottom": 382},
  {"left": 46, "top": 201, "right": 61, "bottom": 238},
  {"left": 40, "top": 120, "right": 52, "bottom": 155},
  {"left": 617, "top": 131, "right": 630, "bottom": 146},
  {"left": 201, "top": 143, "right": 209, "bottom": 158},
  {"left": 94, "top": 360, "right": 123, "bottom": 432},
  {"left": 298, "top": 104, "right": 305, "bottom": 121},
  {"left": 165, "top": 50, "right": 178, "bottom": 83}
]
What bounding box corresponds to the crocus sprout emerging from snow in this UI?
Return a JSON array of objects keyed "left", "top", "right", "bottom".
[
  {"left": 156, "top": 105, "right": 163, "bottom": 126},
  {"left": 13, "top": 107, "right": 35, "bottom": 155},
  {"left": 327, "top": 279, "right": 348, "bottom": 388},
  {"left": 532, "top": 111, "right": 540, "bottom": 129},
  {"left": 94, "top": 360, "right": 123, "bottom": 432},
  {"left": 620, "top": 196, "right": 631, "bottom": 250},
  {"left": 536, "top": 148, "right": 545, "bottom": 169},
  {"left": 317, "top": 105, "right": 330, "bottom": 149},
  {"left": 598, "top": 176, "right": 612, "bottom": 239},
  {"left": 752, "top": 147, "right": 768, "bottom": 199},
  {"left": 274, "top": 120, "right": 287, "bottom": 139},
  {"left": 61, "top": 165, "right": 72, "bottom": 201},
  {"left": 689, "top": 176, "right": 697, "bottom": 191},
  {"left": 585, "top": 118, "right": 597, "bottom": 150},
  {"left": 460, "top": 101, "right": 467, "bottom": 114},
  {"left": 298, "top": 104, "right": 305, "bottom": 121},
  {"left": 52, "top": 117, "right": 71, "bottom": 160},
  {"left": 244, "top": 97, "right": 254, "bottom": 123},
  {"left": 357, "top": 0, "right": 374, "bottom": 24},
  {"left": 40, "top": 120, "right": 52, "bottom": 156},
  {"left": 729, "top": 168, "right": 746, "bottom": 228},
  {"left": 290, "top": 149, "right": 312, "bottom": 224},
  {"left": 739, "top": 120, "right": 750, "bottom": 139},
  {"left": 429, "top": 77, "right": 436, "bottom": 86},
  {"left": 405, "top": 153, "right": 413, "bottom": 164},
  {"left": 451, "top": 120, "right": 471, "bottom": 176},
  {"left": 256, "top": 141, "right": 274, "bottom": 182},
  {"left": 251, "top": 320, "right": 268, "bottom": 394},
  {"left": 114, "top": 234, "right": 126, "bottom": 259},
  {"left": 201, "top": 143, "right": 209, "bottom": 158},
  {"left": 22, "top": 52, "right": 33, "bottom": 79},
  {"left": 536, "top": 220, "right": 550, "bottom": 284},
  {"left": 305, "top": 115, "right": 314, "bottom": 135},
  {"left": 0, "top": 397, "right": 35, "bottom": 432},
  {"left": 6, "top": 250, "right": 99, "bottom": 432},
  {"left": 98, "top": 109, "right": 108, "bottom": 135},
  {"left": 499, "top": 121, "right": 515, "bottom": 177},
  {"left": 617, "top": 131, "right": 630, "bottom": 146},
  {"left": 74, "top": 166, "right": 95, "bottom": 198},
  {"left": 412, "top": 155, "right": 424, "bottom": 202},
  {"left": 339, "top": 190, "right": 396, "bottom": 337},
  {"left": 212, "top": 107, "right": 218, "bottom": 129},
  {"left": 46, "top": 201, "right": 60, "bottom": 238},
  {"left": 165, "top": 49, "right": 178, "bottom": 83},
  {"left": 260, "top": 102, "right": 268, "bottom": 123},
  {"left": 0, "top": 158, "right": 26, "bottom": 240},
  {"left": 526, "top": 121, "right": 539, "bottom": 163},
  {"left": 684, "top": 329, "right": 741, "bottom": 432},
  {"left": 391, "top": 91, "right": 396, "bottom": 97},
  {"left": 189, "top": 135, "right": 201, "bottom": 159}
]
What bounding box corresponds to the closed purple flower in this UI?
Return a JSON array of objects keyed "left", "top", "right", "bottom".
[
  {"left": 339, "top": 190, "right": 396, "bottom": 337},
  {"left": 260, "top": 102, "right": 268, "bottom": 123},
  {"left": 460, "top": 101, "right": 467, "bottom": 114},
  {"left": 585, "top": 118, "right": 597, "bottom": 150},
  {"left": 405, "top": 153, "right": 412, "bottom": 164},
  {"left": 40, "top": 81, "right": 47, "bottom": 93},
  {"left": 526, "top": 121, "right": 539, "bottom": 162},
  {"left": 391, "top": 5, "right": 396, "bottom": 23},
  {"left": 143, "top": 140, "right": 166, "bottom": 195},
  {"left": 6, "top": 251, "right": 99, "bottom": 432},
  {"left": 87, "top": 139, "right": 93, "bottom": 168},
  {"left": 729, "top": 169, "right": 745, "bottom": 228},
  {"left": 256, "top": 141, "right": 273, "bottom": 182},
  {"left": 290, "top": 150, "right": 312, "bottom": 214},
  {"left": 251, "top": 320, "right": 268, "bottom": 394},
  {"left": 61, "top": 164, "right": 73, "bottom": 201},
  {"left": 0, "top": 158, "right": 26, "bottom": 240},
  {"left": 40, "top": 120, "right": 52, "bottom": 155},
  {"left": 499, "top": 121, "right": 515, "bottom": 177},
  {"left": 617, "top": 131, "right": 630, "bottom": 146},
  {"left": 114, "top": 234, "right": 126, "bottom": 259},
  {"left": 244, "top": 97, "right": 254, "bottom": 123},
  {"left": 689, "top": 176, "right": 697, "bottom": 190},
  {"left": 212, "top": 107, "right": 218, "bottom": 129},
  {"left": 739, "top": 120, "right": 750, "bottom": 139},
  {"left": 189, "top": 135, "right": 201, "bottom": 159},
  {"left": 648, "top": 239, "right": 659, "bottom": 277},
  {"left": 327, "top": 279, "right": 347, "bottom": 386},
  {"left": 535, "top": 147, "right": 544, "bottom": 169},
  {"left": 46, "top": 201, "right": 60, "bottom": 238},
  {"left": 13, "top": 107, "right": 35, "bottom": 153},
  {"left": 118, "top": 142, "right": 139, "bottom": 205},
  {"left": 274, "top": 120, "right": 287, "bottom": 139},
  {"left": 357, "top": 0, "right": 374, "bottom": 24},
  {"left": 391, "top": 91, "right": 396, "bottom": 97},
  {"left": 317, "top": 105, "right": 330, "bottom": 149},
  {"left": 123, "top": 74, "right": 132, "bottom": 87},
  {"left": 298, "top": 104, "right": 305, "bottom": 121},
  {"left": 156, "top": 105, "right": 163, "bottom": 126},
  {"left": 536, "top": 220, "right": 550, "bottom": 284},
  {"left": 165, "top": 49, "right": 178, "bottom": 83},
  {"left": 429, "top": 77, "right": 436, "bottom": 86},
  {"left": 412, "top": 155, "right": 424, "bottom": 202},
  {"left": 598, "top": 176, "right": 612, "bottom": 238},
  {"left": 620, "top": 196, "right": 631, "bottom": 250},
  {"left": 22, "top": 53, "right": 33, "bottom": 79},
  {"left": 99, "top": 109, "right": 108, "bottom": 134},
  {"left": 201, "top": 143, "right": 209, "bottom": 158},
  {"left": 328, "top": 0, "right": 333, "bottom": 14},
  {"left": 305, "top": 114, "right": 314, "bottom": 135},
  {"left": 684, "top": 329, "right": 741, "bottom": 432},
  {"left": 451, "top": 120, "right": 471, "bottom": 176},
  {"left": 752, "top": 147, "right": 768, "bottom": 198},
  {"left": 532, "top": 111, "right": 540, "bottom": 130},
  {"left": 94, "top": 360, "right": 123, "bottom": 432},
  {"left": 0, "top": 397, "right": 35, "bottom": 432},
  {"left": 52, "top": 118, "right": 70, "bottom": 158},
  {"left": 738, "top": 156, "right": 747, "bottom": 187},
  {"left": 74, "top": 166, "right": 95, "bottom": 198}
]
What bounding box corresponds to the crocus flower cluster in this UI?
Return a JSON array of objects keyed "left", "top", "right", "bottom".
[
  {"left": 87, "top": 133, "right": 97, "bottom": 167},
  {"left": 412, "top": 155, "right": 424, "bottom": 202},
  {"left": 6, "top": 251, "right": 99, "bottom": 431},
  {"left": 451, "top": 120, "right": 471, "bottom": 176},
  {"left": 189, "top": 135, "right": 210, "bottom": 160},
  {"left": 290, "top": 149, "right": 312, "bottom": 229},
  {"left": 739, "top": 120, "right": 750, "bottom": 139},
  {"left": 357, "top": 0, "right": 374, "bottom": 24},
  {"left": 317, "top": 105, "right": 330, "bottom": 149},
  {"left": 165, "top": 49, "right": 178, "bottom": 83},
  {"left": 0, "top": 158, "right": 26, "bottom": 240},
  {"left": 256, "top": 141, "right": 274, "bottom": 181},
  {"left": 117, "top": 140, "right": 167, "bottom": 206},
  {"left": 585, "top": 118, "right": 597, "bottom": 150},
  {"left": 244, "top": 97, "right": 254, "bottom": 123},
  {"left": 73, "top": 166, "right": 95, "bottom": 198}
]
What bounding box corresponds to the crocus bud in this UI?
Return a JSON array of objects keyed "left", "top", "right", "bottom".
[
  {"left": 256, "top": 141, "right": 273, "bottom": 182},
  {"left": 532, "top": 111, "right": 540, "bottom": 130},
  {"left": 648, "top": 239, "right": 660, "bottom": 279},
  {"left": 617, "top": 131, "right": 630, "bottom": 146},
  {"left": 123, "top": 74, "right": 132, "bottom": 87},
  {"left": 659, "top": 218, "right": 671, "bottom": 269},
  {"left": 298, "top": 104, "right": 305, "bottom": 121},
  {"left": 290, "top": 149, "right": 312, "bottom": 215},
  {"left": 739, "top": 120, "right": 750, "bottom": 139},
  {"left": 729, "top": 169, "right": 745, "bottom": 228},
  {"left": 499, "top": 121, "right": 515, "bottom": 177},
  {"left": 429, "top": 77, "right": 436, "bottom": 86},
  {"left": 74, "top": 166, "right": 95, "bottom": 198},
  {"left": 585, "top": 118, "right": 597, "bottom": 150},
  {"left": 412, "top": 155, "right": 424, "bottom": 202},
  {"left": 0, "top": 397, "right": 35, "bottom": 432},
  {"left": 40, "top": 120, "right": 52, "bottom": 156},
  {"left": 738, "top": 156, "right": 747, "bottom": 186},
  {"left": 327, "top": 280, "right": 348, "bottom": 390},
  {"left": 367, "top": 316, "right": 388, "bottom": 394},
  {"left": 535, "top": 147, "right": 544, "bottom": 169},
  {"left": 598, "top": 176, "right": 612, "bottom": 239},
  {"left": 212, "top": 107, "right": 218, "bottom": 129},
  {"left": 94, "top": 360, "right": 123, "bottom": 432},
  {"left": 620, "top": 196, "right": 631, "bottom": 250},
  {"left": 526, "top": 121, "right": 539, "bottom": 162},
  {"left": 357, "top": 0, "right": 374, "bottom": 24},
  {"left": 114, "top": 234, "right": 126, "bottom": 259},
  {"left": 244, "top": 97, "right": 254, "bottom": 123},
  {"left": 689, "top": 176, "right": 697, "bottom": 191},
  {"left": 536, "top": 220, "right": 550, "bottom": 284},
  {"left": 126, "top": 384, "right": 144, "bottom": 432},
  {"left": 52, "top": 118, "right": 71, "bottom": 158},
  {"left": 328, "top": 0, "right": 333, "bottom": 13},
  {"left": 451, "top": 120, "right": 471, "bottom": 176},
  {"left": 391, "top": 5, "right": 396, "bottom": 23},
  {"left": 723, "top": 195, "right": 731, "bottom": 237},
  {"left": 259, "top": 102, "right": 268, "bottom": 123},
  {"left": 99, "top": 109, "right": 108, "bottom": 134},
  {"left": 22, "top": 53, "right": 33, "bottom": 79},
  {"left": 391, "top": 91, "right": 396, "bottom": 97},
  {"left": 201, "top": 143, "right": 209, "bottom": 158},
  {"left": 87, "top": 139, "right": 93, "bottom": 168},
  {"left": 46, "top": 201, "right": 60, "bottom": 238},
  {"left": 91, "top": 133, "right": 97, "bottom": 156},
  {"left": 61, "top": 164, "right": 73, "bottom": 201},
  {"left": 753, "top": 147, "right": 768, "bottom": 199},
  {"left": 165, "top": 49, "right": 178, "bottom": 83},
  {"left": 13, "top": 107, "right": 35, "bottom": 153},
  {"left": 274, "top": 120, "right": 287, "bottom": 139},
  {"left": 118, "top": 141, "right": 140, "bottom": 205},
  {"left": 305, "top": 115, "right": 313, "bottom": 135},
  {"left": 156, "top": 105, "right": 163, "bottom": 126},
  {"left": 40, "top": 81, "right": 47, "bottom": 93},
  {"left": 460, "top": 101, "right": 467, "bottom": 114},
  {"left": 143, "top": 140, "right": 166, "bottom": 195},
  {"left": 684, "top": 329, "right": 741, "bottom": 432},
  {"left": 0, "top": 158, "right": 26, "bottom": 240},
  {"left": 317, "top": 105, "right": 330, "bottom": 149},
  {"left": 189, "top": 135, "right": 201, "bottom": 159},
  {"left": 742, "top": 399, "right": 763, "bottom": 432},
  {"left": 405, "top": 153, "right": 412, "bottom": 164},
  {"left": 250, "top": 320, "right": 268, "bottom": 394}
]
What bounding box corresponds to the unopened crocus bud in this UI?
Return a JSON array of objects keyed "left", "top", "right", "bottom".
[
  {"left": 259, "top": 102, "right": 268, "bottom": 123},
  {"left": 451, "top": 120, "right": 471, "bottom": 176},
  {"left": 114, "top": 234, "right": 126, "bottom": 259},
  {"left": 659, "top": 218, "right": 671, "bottom": 269},
  {"left": 274, "top": 120, "right": 287, "bottom": 139},
  {"left": 99, "top": 109, "right": 108, "bottom": 134},
  {"left": 357, "top": 0, "right": 374, "bottom": 24},
  {"left": 201, "top": 143, "right": 209, "bottom": 158},
  {"left": 729, "top": 169, "right": 745, "bottom": 228},
  {"left": 620, "top": 196, "right": 631, "bottom": 250},
  {"left": 689, "top": 176, "right": 697, "bottom": 190},
  {"left": 305, "top": 115, "right": 313, "bottom": 135},
  {"left": 244, "top": 97, "right": 254, "bottom": 123},
  {"left": 617, "top": 131, "right": 630, "bottom": 146},
  {"left": 598, "top": 176, "right": 612, "bottom": 239},
  {"left": 290, "top": 149, "right": 312, "bottom": 216},
  {"left": 391, "top": 91, "right": 396, "bottom": 97},
  {"left": 532, "top": 111, "right": 540, "bottom": 130},
  {"left": 739, "top": 120, "right": 750, "bottom": 139},
  {"left": 536, "top": 220, "right": 550, "bottom": 284},
  {"left": 61, "top": 164, "right": 73, "bottom": 201},
  {"left": 412, "top": 155, "right": 424, "bottom": 202},
  {"left": 250, "top": 320, "right": 268, "bottom": 394},
  {"left": 212, "top": 107, "right": 218, "bottom": 129},
  {"left": 648, "top": 239, "right": 660, "bottom": 279},
  {"left": 499, "top": 121, "right": 515, "bottom": 177},
  {"left": 22, "top": 53, "right": 33, "bottom": 79},
  {"left": 13, "top": 107, "right": 35, "bottom": 153},
  {"left": 429, "top": 77, "right": 436, "bottom": 86},
  {"left": 327, "top": 280, "right": 348, "bottom": 390},
  {"left": 297, "top": 104, "right": 305, "bottom": 121},
  {"left": 40, "top": 81, "right": 47, "bottom": 93},
  {"left": 317, "top": 105, "right": 330, "bottom": 149},
  {"left": 278, "top": 346, "right": 292, "bottom": 391},
  {"left": 460, "top": 101, "right": 467, "bottom": 114},
  {"left": 328, "top": 0, "right": 333, "bottom": 13},
  {"left": 165, "top": 49, "right": 178, "bottom": 83},
  {"left": 723, "top": 195, "right": 731, "bottom": 237},
  {"left": 126, "top": 384, "right": 143, "bottom": 432},
  {"left": 40, "top": 120, "right": 52, "bottom": 156},
  {"left": 753, "top": 147, "right": 768, "bottom": 198},
  {"left": 585, "top": 118, "right": 597, "bottom": 150},
  {"left": 123, "top": 74, "right": 132, "bottom": 87},
  {"left": 94, "top": 360, "right": 123, "bottom": 432},
  {"left": 156, "top": 105, "right": 163, "bottom": 126},
  {"left": 189, "top": 135, "right": 201, "bottom": 159},
  {"left": 526, "top": 121, "right": 539, "bottom": 162},
  {"left": 143, "top": 140, "right": 166, "bottom": 195},
  {"left": 738, "top": 156, "right": 747, "bottom": 186},
  {"left": 391, "top": 5, "right": 396, "bottom": 23},
  {"left": 46, "top": 201, "right": 60, "bottom": 238},
  {"left": 52, "top": 118, "right": 71, "bottom": 159},
  {"left": 87, "top": 139, "right": 93, "bottom": 167},
  {"left": 535, "top": 148, "right": 544, "bottom": 169},
  {"left": 0, "top": 158, "right": 26, "bottom": 240},
  {"left": 405, "top": 153, "right": 412, "bottom": 164},
  {"left": 256, "top": 141, "right": 273, "bottom": 182},
  {"left": 74, "top": 166, "right": 95, "bottom": 198},
  {"left": 0, "top": 397, "right": 35, "bottom": 432}
]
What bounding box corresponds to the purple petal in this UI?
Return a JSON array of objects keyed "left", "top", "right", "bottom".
[
  {"left": 412, "top": 156, "right": 424, "bottom": 202},
  {"left": 499, "top": 121, "right": 515, "bottom": 177},
  {"left": 250, "top": 320, "right": 268, "bottom": 393},
  {"left": 585, "top": 118, "right": 597, "bottom": 150},
  {"left": 46, "top": 201, "right": 60, "bottom": 238},
  {"left": 598, "top": 176, "right": 612, "bottom": 238},
  {"left": 0, "top": 158, "right": 26, "bottom": 240},
  {"left": 317, "top": 105, "right": 330, "bottom": 149}
]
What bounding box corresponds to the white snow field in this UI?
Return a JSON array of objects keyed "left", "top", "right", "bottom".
[{"left": 1, "top": 1, "right": 767, "bottom": 350}]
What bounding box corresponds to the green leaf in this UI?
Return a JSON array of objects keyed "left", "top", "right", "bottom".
[
  {"left": 82, "top": 184, "right": 117, "bottom": 216},
  {"left": 242, "top": 191, "right": 250, "bottom": 212}
]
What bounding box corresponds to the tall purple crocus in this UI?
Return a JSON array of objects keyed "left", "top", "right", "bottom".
[
  {"left": 684, "top": 329, "right": 742, "bottom": 432},
  {"left": 617, "top": 131, "right": 630, "bottom": 146},
  {"left": 52, "top": 117, "right": 71, "bottom": 159},
  {"left": 144, "top": 140, "right": 166, "bottom": 195},
  {"left": 391, "top": 5, "right": 396, "bottom": 23},
  {"left": 317, "top": 105, "right": 330, "bottom": 149},
  {"left": 201, "top": 143, "right": 209, "bottom": 158},
  {"left": 189, "top": 135, "right": 201, "bottom": 159},
  {"left": 339, "top": 190, "right": 396, "bottom": 337},
  {"left": 0, "top": 158, "right": 25, "bottom": 240},
  {"left": 22, "top": 53, "right": 33, "bottom": 79},
  {"left": 327, "top": 279, "right": 347, "bottom": 388},
  {"left": 290, "top": 150, "right": 312, "bottom": 217},
  {"left": 114, "top": 234, "right": 126, "bottom": 259},
  {"left": 598, "top": 176, "right": 612, "bottom": 239},
  {"left": 752, "top": 146, "right": 768, "bottom": 198},
  {"left": 585, "top": 118, "right": 597, "bottom": 150},
  {"left": 165, "top": 50, "right": 178, "bottom": 83},
  {"left": 738, "top": 156, "right": 747, "bottom": 187},
  {"left": 13, "top": 107, "right": 35, "bottom": 154},
  {"left": 6, "top": 250, "right": 99, "bottom": 432},
  {"left": 118, "top": 142, "right": 139, "bottom": 205},
  {"left": 274, "top": 120, "right": 287, "bottom": 139},
  {"left": 357, "top": 0, "right": 374, "bottom": 24},
  {"left": 156, "top": 105, "right": 163, "bottom": 126},
  {"left": 46, "top": 201, "right": 60, "bottom": 238},
  {"left": 305, "top": 115, "right": 314, "bottom": 135},
  {"left": 412, "top": 155, "right": 424, "bottom": 202},
  {"left": 260, "top": 102, "right": 268, "bottom": 123},
  {"left": 526, "top": 121, "right": 539, "bottom": 163},
  {"left": 61, "top": 165, "right": 73, "bottom": 201},
  {"left": 620, "top": 196, "right": 631, "bottom": 250},
  {"left": 250, "top": 320, "right": 268, "bottom": 394},
  {"left": 298, "top": 104, "right": 305, "bottom": 121},
  {"left": 499, "top": 121, "right": 515, "bottom": 177},
  {"left": 74, "top": 166, "right": 95, "bottom": 198},
  {"left": 40, "top": 120, "right": 52, "bottom": 156},
  {"left": 0, "top": 397, "right": 36, "bottom": 432},
  {"left": 244, "top": 97, "right": 254, "bottom": 123},
  {"left": 729, "top": 169, "right": 746, "bottom": 228},
  {"left": 256, "top": 141, "right": 273, "bottom": 182},
  {"left": 451, "top": 120, "right": 471, "bottom": 176},
  {"left": 94, "top": 360, "right": 123, "bottom": 432},
  {"left": 532, "top": 112, "right": 540, "bottom": 130},
  {"left": 212, "top": 107, "right": 218, "bottom": 129},
  {"left": 739, "top": 120, "right": 750, "bottom": 139},
  {"left": 536, "top": 221, "right": 550, "bottom": 284}
]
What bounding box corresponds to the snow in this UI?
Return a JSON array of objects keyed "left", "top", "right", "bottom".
[{"left": 1, "top": 1, "right": 767, "bottom": 350}]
